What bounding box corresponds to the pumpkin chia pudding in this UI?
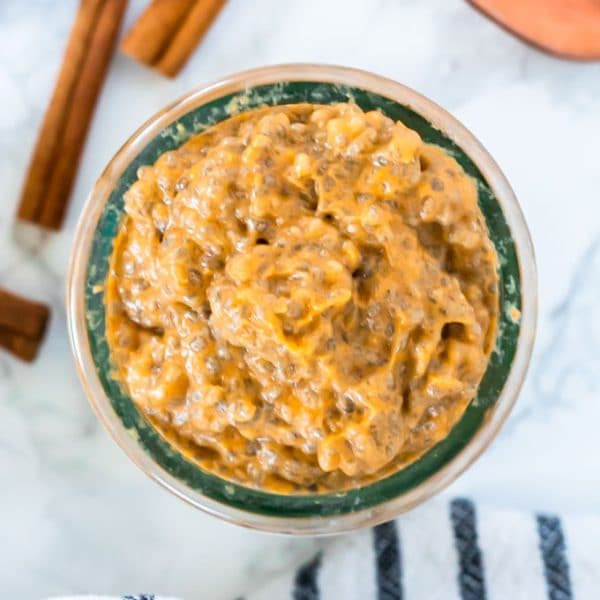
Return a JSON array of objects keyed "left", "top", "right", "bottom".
[{"left": 105, "top": 102, "right": 499, "bottom": 493}]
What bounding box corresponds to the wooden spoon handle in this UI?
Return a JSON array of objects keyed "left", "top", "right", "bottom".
[{"left": 468, "top": 0, "right": 600, "bottom": 60}]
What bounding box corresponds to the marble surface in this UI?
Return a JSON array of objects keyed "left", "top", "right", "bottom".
[{"left": 0, "top": 0, "right": 598, "bottom": 598}]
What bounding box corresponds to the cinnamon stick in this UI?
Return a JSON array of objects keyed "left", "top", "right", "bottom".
[
  {"left": 0, "top": 289, "right": 49, "bottom": 340},
  {"left": 120, "top": 0, "right": 196, "bottom": 66},
  {"left": 0, "top": 330, "right": 44, "bottom": 364},
  {"left": 155, "top": 0, "right": 227, "bottom": 77},
  {"left": 121, "top": 0, "right": 227, "bottom": 78},
  {"left": 17, "top": 0, "right": 128, "bottom": 230},
  {"left": 0, "top": 289, "right": 50, "bottom": 362}
]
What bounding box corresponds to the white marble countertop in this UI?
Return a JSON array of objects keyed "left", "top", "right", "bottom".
[{"left": 1, "top": 0, "right": 599, "bottom": 598}]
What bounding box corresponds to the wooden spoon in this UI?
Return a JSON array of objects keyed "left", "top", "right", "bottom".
[{"left": 468, "top": 0, "right": 600, "bottom": 60}]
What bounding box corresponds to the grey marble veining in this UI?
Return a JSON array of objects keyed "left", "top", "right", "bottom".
[{"left": 0, "top": 0, "right": 599, "bottom": 598}]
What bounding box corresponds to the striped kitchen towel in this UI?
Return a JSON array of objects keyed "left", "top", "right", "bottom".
[
  {"left": 246, "top": 498, "right": 600, "bottom": 600},
  {"left": 46, "top": 498, "right": 600, "bottom": 600}
]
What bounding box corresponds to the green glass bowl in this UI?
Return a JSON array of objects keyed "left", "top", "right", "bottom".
[{"left": 67, "top": 64, "right": 537, "bottom": 534}]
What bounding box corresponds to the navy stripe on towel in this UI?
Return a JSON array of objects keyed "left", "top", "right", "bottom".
[
  {"left": 122, "top": 596, "right": 155, "bottom": 600},
  {"left": 293, "top": 552, "right": 322, "bottom": 600},
  {"left": 450, "top": 498, "right": 487, "bottom": 600},
  {"left": 537, "top": 514, "right": 573, "bottom": 600},
  {"left": 373, "top": 520, "right": 403, "bottom": 600}
]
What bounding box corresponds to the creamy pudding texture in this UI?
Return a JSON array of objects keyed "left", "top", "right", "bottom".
[{"left": 105, "top": 103, "right": 499, "bottom": 492}]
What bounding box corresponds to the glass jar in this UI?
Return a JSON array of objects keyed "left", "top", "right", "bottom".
[{"left": 67, "top": 64, "right": 537, "bottom": 534}]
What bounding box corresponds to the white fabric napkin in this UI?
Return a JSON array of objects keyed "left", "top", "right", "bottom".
[
  {"left": 47, "top": 596, "right": 180, "bottom": 600},
  {"left": 47, "top": 597, "right": 179, "bottom": 600},
  {"left": 47, "top": 597, "right": 180, "bottom": 600},
  {"left": 46, "top": 498, "right": 600, "bottom": 600}
]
